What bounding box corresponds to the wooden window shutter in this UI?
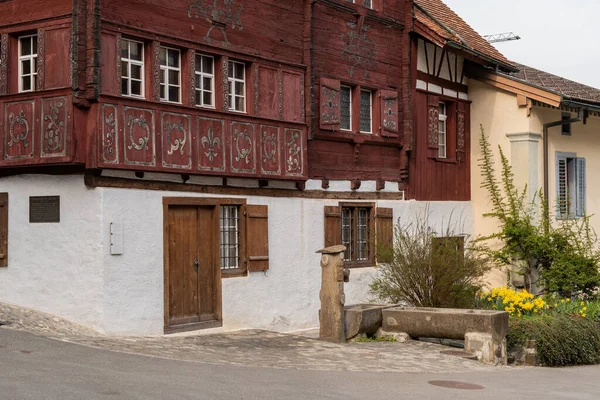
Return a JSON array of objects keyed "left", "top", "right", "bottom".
[
  {"left": 0, "top": 193, "right": 7, "bottom": 267},
  {"left": 379, "top": 89, "right": 399, "bottom": 138},
  {"left": 245, "top": 204, "right": 269, "bottom": 272},
  {"left": 320, "top": 77, "right": 341, "bottom": 130},
  {"left": 375, "top": 207, "right": 393, "bottom": 263},
  {"left": 576, "top": 157, "right": 586, "bottom": 217},
  {"left": 324, "top": 206, "right": 342, "bottom": 248},
  {"left": 556, "top": 154, "right": 568, "bottom": 218},
  {"left": 427, "top": 94, "right": 440, "bottom": 158},
  {"left": 456, "top": 102, "right": 468, "bottom": 162}
]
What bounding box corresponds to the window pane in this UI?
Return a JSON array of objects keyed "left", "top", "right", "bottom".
[
  {"left": 168, "top": 50, "right": 179, "bottom": 68},
  {"left": 364, "top": 0, "right": 372, "bottom": 8},
  {"left": 130, "top": 42, "right": 143, "bottom": 61},
  {"left": 131, "top": 64, "right": 143, "bottom": 80},
  {"left": 203, "top": 91, "right": 213, "bottom": 106},
  {"left": 340, "top": 86, "right": 351, "bottom": 130},
  {"left": 121, "top": 61, "right": 129, "bottom": 77},
  {"left": 33, "top": 56, "right": 37, "bottom": 74},
  {"left": 341, "top": 208, "right": 353, "bottom": 261},
  {"left": 360, "top": 90, "right": 371, "bottom": 132},
  {"left": 168, "top": 86, "right": 179, "bottom": 102},
  {"left": 235, "top": 96, "right": 245, "bottom": 112},
  {"left": 160, "top": 70, "right": 165, "bottom": 84},
  {"left": 220, "top": 206, "right": 240, "bottom": 270},
  {"left": 168, "top": 70, "right": 179, "bottom": 85},
  {"left": 203, "top": 77, "right": 212, "bottom": 92},
  {"left": 235, "top": 81, "right": 244, "bottom": 96},
  {"left": 234, "top": 63, "right": 244, "bottom": 79},
  {"left": 20, "top": 37, "right": 31, "bottom": 56},
  {"left": 357, "top": 208, "right": 369, "bottom": 261},
  {"left": 22, "top": 60, "right": 31, "bottom": 75},
  {"left": 195, "top": 91, "right": 201, "bottom": 106},
  {"left": 228, "top": 61, "right": 234, "bottom": 77},
  {"left": 159, "top": 48, "right": 166, "bottom": 65},
  {"left": 22, "top": 76, "right": 31, "bottom": 91},
  {"left": 121, "top": 78, "right": 129, "bottom": 95},
  {"left": 32, "top": 36, "right": 37, "bottom": 53},
  {"left": 203, "top": 56, "right": 213, "bottom": 74},
  {"left": 439, "top": 102, "right": 446, "bottom": 115},
  {"left": 160, "top": 85, "right": 165, "bottom": 100},
  {"left": 131, "top": 80, "right": 141, "bottom": 96},
  {"left": 120, "top": 39, "right": 129, "bottom": 58}
]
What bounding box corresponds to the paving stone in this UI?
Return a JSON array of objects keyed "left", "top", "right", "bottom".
[{"left": 0, "top": 302, "right": 501, "bottom": 373}]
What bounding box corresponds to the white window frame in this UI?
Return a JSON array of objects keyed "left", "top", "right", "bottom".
[
  {"left": 18, "top": 34, "right": 37, "bottom": 93},
  {"left": 359, "top": 89, "right": 372, "bottom": 134},
  {"left": 120, "top": 38, "right": 145, "bottom": 98},
  {"left": 340, "top": 85, "right": 353, "bottom": 131},
  {"left": 438, "top": 102, "right": 447, "bottom": 158},
  {"left": 195, "top": 54, "right": 215, "bottom": 108},
  {"left": 160, "top": 46, "right": 181, "bottom": 104},
  {"left": 228, "top": 61, "right": 246, "bottom": 113}
]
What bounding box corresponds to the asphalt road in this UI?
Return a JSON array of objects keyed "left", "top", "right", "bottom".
[{"left": 1, "top": 328, "right": 599, "bottom": 400}]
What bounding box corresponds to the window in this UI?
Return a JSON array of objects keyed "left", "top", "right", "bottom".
[
  {"left": 120, "top": 38, "right": 144, "bottom": 98},
  {"left": 556, "top": 153, "right": 586, "bottom": 219},
  {"left": 438, "top": 102, "right": 447, "bottom": 158},
  {"left": 195, "top": 54, "right": 215, "bottom": 108},
  {"left": 18, "top": 35, "right": 37, "bottom": 93},
  {"left": 159, "top": 47, "right": 181, "bottom": 103},
  {"left": 228, "top": 61, "right": 246, "bottom": 112},
  {"left": 340, "top": 85, "right": 352, "bottom": 131},
  {"left": 346, "top": 0, "right": 373, "bottom": 8},
  {"left": 220, "top": 205, "right": 240, "bottom": 270},
  {"left": 561, "top": 112, "right": 571, "bottom": 136},
  {"left": 359, "top": 89, "right": 372, "bottom": 133},
  {"left": 341, "top": 206, "right": 372, "bottom": 263}
]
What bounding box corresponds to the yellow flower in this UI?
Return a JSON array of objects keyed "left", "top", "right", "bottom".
[
  {"left": 554, "top": 303, "right": 558, "bottom": 307},
  {"left": 567, "top": 298, "right": 571, "bottom": 302},
  {"left": 583, "top": 307, "right": 587, "bottom": 311},
  {"left": 487, "top": 298, "right": 492, "bottom": 302},
  {"left": 581, "top": 302, "right": 585, "bottom": 306},
  {"left": 582, "top": 314, "right": 587, "bottom": 318}
]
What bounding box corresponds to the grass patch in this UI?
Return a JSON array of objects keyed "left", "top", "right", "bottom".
[{"left": 354, "top": 335, "right": 397, "bottom": 343}]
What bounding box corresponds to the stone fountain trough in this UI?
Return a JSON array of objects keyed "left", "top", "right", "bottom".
[{"left": 344, "top": 304, "right": 394, "bottom": 340}]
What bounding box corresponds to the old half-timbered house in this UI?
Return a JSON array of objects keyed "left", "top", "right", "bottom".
[{"left": 0, "top": 0, "right": 492, "bottom": 336}]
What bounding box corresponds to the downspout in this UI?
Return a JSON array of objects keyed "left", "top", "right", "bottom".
[{"left": 542, "top": 110, "right": 582, "bottom": 230}]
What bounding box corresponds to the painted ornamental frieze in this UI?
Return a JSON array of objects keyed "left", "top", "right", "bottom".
[
  {"left": 188, "top": 0, "right": 243, "bottom": 48},
  {"left": 41, "top": 97, "right": 67, "bottom": 157},
  {"left": 285, "top": 128, "right": 303, "bottom": 176},
  {"left": 198, "top": 117, "right": 225, "bottom": 172},
  {"left": 0, "top": 34, "right": 8, "bottom": 95},
  {"left": 36, "top": 28, "right": 45, "bottom": 91},
  {"left": 162, "top": 113, "right": 192, "bottom": 169},
  {"left": 260, "top": 125, "right": 280, "bottom": 175},
  {"left": 341, "top": 22, "right": 376, "bottom": 79},
  {"left": 124, "top": 107, "right": 155, "bottom": 166},
  {"left": 5, "top": 101, "right": 34, "bottom": 160},
  {"left": 230, "top": 121, "right": 255, "bottom": 173},
  {"left": 102, "top": 104, "right": 118, "bottom": 164},
  {"left": 457, "top": 112, "right": 466, "bottom": 162}
]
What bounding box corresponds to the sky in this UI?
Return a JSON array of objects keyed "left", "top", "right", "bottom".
[{"left": 442, "top": 0, "right": 600, "bottom": 89}]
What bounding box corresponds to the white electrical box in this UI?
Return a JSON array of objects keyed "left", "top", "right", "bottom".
[{"left": 110, "top": 222, "right": 124, "bottom": 255}]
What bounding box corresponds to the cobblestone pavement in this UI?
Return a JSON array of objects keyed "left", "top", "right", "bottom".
[{"left": 0, "top": 302, "right": 500, "bottom": 373}]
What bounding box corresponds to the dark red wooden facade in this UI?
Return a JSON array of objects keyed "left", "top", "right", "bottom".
[{"left": 0, "top": 0, "right": 476, "bottom": 201}]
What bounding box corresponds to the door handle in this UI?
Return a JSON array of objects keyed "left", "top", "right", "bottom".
[{"left": 193, "top": 258, "right": 199, "bottom": 273}]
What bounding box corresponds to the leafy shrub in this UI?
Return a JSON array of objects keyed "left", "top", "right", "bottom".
[
  {"left": 477, "top": 127, "right": 600, "bottom": 297},
  {"left": 370, "top": 210, "right": 493, "bottom": 308},
  {"left": 507, "top": 315, "right": 600, "bottom": 367}
]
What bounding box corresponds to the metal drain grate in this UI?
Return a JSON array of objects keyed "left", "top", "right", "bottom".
[
  {"left": 428, "top": 380, "right": 485, "bottom": 390},
  {"left": 440, "top": 350, "right": 478, "bottom": 360}
]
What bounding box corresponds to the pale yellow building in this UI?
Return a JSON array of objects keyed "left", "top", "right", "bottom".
[{"left": 469, "top": 63, "right": 600, "bottom": 287}]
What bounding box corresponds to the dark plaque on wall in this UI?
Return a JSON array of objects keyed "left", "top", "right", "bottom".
[{"left": 29, "top": 196, "right": 60, "bottom": 223}]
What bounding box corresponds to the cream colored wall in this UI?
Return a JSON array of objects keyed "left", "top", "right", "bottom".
[
  {"left": 469, "top": 80, "right": 532, "bottom": 288},
  {"left": 470, "top": 79, "right": 600, "bottom": 288},
  {"left": 532, "top": 107, "right": 600, "bottom": 237}
]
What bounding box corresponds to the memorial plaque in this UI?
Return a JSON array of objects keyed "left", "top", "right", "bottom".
[{"left": 29, "top": 196, "right": 60, "bottom": 223}]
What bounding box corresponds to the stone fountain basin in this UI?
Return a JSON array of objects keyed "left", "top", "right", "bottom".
[{"left": 344, "top": 304, "right": 394, "bottom": 340}]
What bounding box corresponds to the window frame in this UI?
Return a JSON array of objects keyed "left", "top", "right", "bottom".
[
  {"left": 556, "top": 152, "right": 586, "bottom": 219},
  {"left": 340, "top": 85, "right": 353, "bottom": 131},
  {"left": 120, "top": 38, "right": 145, "bottom": 99},
  {"left": 340, "top": 202, "right": 375, "bottom": 268},
  {"left": 438, "top": 101, "right": 447, "bottom": 159},
  {"left": 195, "top": 53, "right": 215, "bottom": 109},
  {"left": 220, "top": 204, "right": 242, "bottom": 274},
  {"left": 18, "top": 34, "right": 38, "bottom": 93},
  {"left": 159, "top": 46, "right": 182, "bottom": 104},
  {"left": 228, "top": 60, "right": 246, "bottom": 113},
  {"left": 359, "top": 89, "right": 373, "bottom": 134}
]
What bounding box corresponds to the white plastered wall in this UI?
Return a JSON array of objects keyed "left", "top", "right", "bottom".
[
  {"left": 0, "top": 175, "right": 105, "bottom": 331},
  {"left": 0, "top": 174, "right": 474, "bottom": 336}
]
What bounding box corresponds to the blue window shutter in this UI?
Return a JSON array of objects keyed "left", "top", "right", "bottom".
[
  {"left": 556, "top": 154, "right": 568, "bottom": 218},
  {"left": 576, "top": 158, "right": 586, "bottom": 217}
]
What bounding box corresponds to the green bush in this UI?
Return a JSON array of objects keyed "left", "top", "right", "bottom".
[
  {"left": 370, "top": 209, "right": 493, "bottom": 308},
  {"left": 507, "top": 315, "right": 600, "bottom": 367}
]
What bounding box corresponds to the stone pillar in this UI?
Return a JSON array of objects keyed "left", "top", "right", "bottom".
[{"left": 317, "top": 245, "right": 347, "bottom": 343}]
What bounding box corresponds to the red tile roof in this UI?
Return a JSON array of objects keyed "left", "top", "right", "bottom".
[
  {"left": 414, "top": 0, "right": 514, "bottom": 69},
  {"left": 507, "top": 62, "right": 600, "bottom": 105}
]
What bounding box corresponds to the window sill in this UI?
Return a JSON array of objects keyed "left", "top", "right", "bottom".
[
  {"left": 160, "top": 99, "right": 183, "bottom": 105},
  {"left": 228, "top": 109, "right": 247, "bottom": 114},
  {"left": 197, "top": 104, "right": 216, "bottom": 110},
  {"left": 344, "top": 261, "right": 376, "bottom": 269},
  {"left": 221, "top": 269, "right": 248, "bottom": 278},
  {"left": 123, "top": 94, "right": 146, "bottom": 100},
  {"left": 435, "top": 157, "right": 458, "bottom": 164}
]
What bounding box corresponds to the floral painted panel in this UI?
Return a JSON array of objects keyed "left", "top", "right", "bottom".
[
  {"left": 162, "top": 112, "right": 192, "bottom": 169},
  {"left": 41, "top": 97, "right": 68, "bottom": 157},
  {"left": 4, "top": 100, "right": 35, "bottom": 160},
  {"left": 123, "top": 107, "right": 155, "bottom": 166},
  {"left": 230, "top": 121, "right": 256, "bottom": 174},
  {"left": 102, "top": 104, "right": 119, "bottom": 164},
  {"left": 197, "top": 117, "right": 225, "bottom": 172},
  {"left": 284, "top": 128, "right": 303, "bottom": 177},
  {"left": 259, "top": 125, "right": 280, "bottom": 175}
]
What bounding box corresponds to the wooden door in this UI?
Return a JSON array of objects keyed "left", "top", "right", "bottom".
[{"left": 166, "top": 205, "right": 221, "bottom": 331}]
